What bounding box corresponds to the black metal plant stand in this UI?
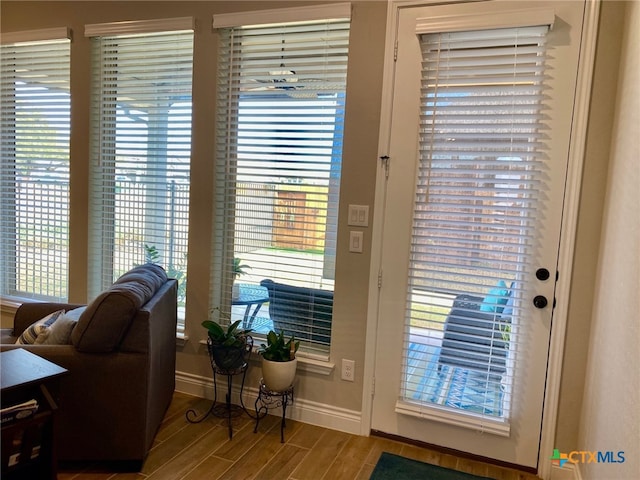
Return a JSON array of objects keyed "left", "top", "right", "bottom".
[
  {"left": 185, "top": 336, "right": 254, "bottom": 439},
  {"left": 254, "top": 379, "right": 294, "bottom": 443}
]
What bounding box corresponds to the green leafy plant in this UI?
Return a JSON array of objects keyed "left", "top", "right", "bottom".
[
  {"left": 258, "top": 330, "right": 300, "bottom": 362},
  {"left": 142, "top": 243, "right": 187, "bottom": 306},
  {"left": 144, "top": 243, "right": 161, "bottom": 264},
  {"left": 500, "top": 322, "right": 511, "bottom": 343},
  {"left": 202, "top": 318, "right": 253, "bottom": 370},
  {"left": 201, "top": 319, "right": 252, "bottom": 348},
  {"left": 233, "top": 257, "right": 251, "bottom": 278}
]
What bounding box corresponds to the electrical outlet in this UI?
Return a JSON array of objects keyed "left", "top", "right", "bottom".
[{"left": 341, "top": 359, "right": 355, "bottom": 382}]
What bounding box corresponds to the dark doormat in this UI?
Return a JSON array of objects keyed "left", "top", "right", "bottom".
[{"left": 370, "top": 452, "right": 494, "bottom": 480}]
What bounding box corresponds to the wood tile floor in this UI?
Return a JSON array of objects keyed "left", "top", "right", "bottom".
[{"left": 58, "top": 391, "right": 541, "bottom": 480}]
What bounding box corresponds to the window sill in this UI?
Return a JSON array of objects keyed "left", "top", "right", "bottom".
[
  {"left": 197, "top": 338, "right": 335, "bottom": 376},
  {"left": 395, "top": 399, "right": 510, "bottom": 437},
  {"left": 176, "top": 332, "right": 188, "bottom": 348},
  {"left": 293, "top": 354, "right": 336, "bottom": 376}
]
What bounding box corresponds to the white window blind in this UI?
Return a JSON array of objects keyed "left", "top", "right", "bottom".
[
  {"left": 401, "top": 26, "right": 549, "bottom": 430},
  {"left": 213, "top": 19, "right": 350, "bottom": 355},
  {"left": 0, "top": 35, "right": 70, "bottom": 301},
  {"left": 88, "top": 25, "right": 193, "bottom": 330}
]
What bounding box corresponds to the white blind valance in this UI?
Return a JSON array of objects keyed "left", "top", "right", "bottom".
[
  {"left": 415, "top": 7, "right": 554, "bottom": 34},
  {"left": 1, "top": 27, "right": 71, "bottom": 45},
  {"left": 213, "top": 3, "right": 351, "bottom": 29},
  {"left": 85, "top": 17, "right": 194, "bottom": 37}
]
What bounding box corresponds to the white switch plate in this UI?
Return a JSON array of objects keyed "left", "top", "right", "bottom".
[
  {"left": 348, "top": 204, "right": 369, "bottom": 227},
  {"left": 349, "top": 231, "right": 363, "bottom": 253}
]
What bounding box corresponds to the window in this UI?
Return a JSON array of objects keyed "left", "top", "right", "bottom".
[
  {"left": 86, "top": 19, "right": 194, "bottom": 329},
  {"left": 0, "top": 29, "right": 71, "bottom": 301},
  {"left": 402, "top": 25, "right": 550, "bottom": 425},
  {"left": 213, "top": 13, "right": 350, "bottom": 356}
]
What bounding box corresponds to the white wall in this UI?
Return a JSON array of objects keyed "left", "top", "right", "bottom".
[{"left": 577, "top": 2, "right": 640, "bottom": 479}]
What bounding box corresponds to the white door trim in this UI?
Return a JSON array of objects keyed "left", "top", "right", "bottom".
[
  {"left": 362, "top": 1, "right": 601, "bottom": 477},
  {"left": 537, "top": 0, "right": 601, "bottom": 478}
]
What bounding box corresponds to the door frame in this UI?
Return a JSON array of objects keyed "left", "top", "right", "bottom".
[{"left": 361, "top": 0, "right": 601, "bottom": 477}]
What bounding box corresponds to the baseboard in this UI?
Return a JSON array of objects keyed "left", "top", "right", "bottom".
[
  {"left": 549, "top": 462, "right": 583, "bottom": 480},
  {"left": 175, "top": 370, "right": 362, "bottom": 435}
]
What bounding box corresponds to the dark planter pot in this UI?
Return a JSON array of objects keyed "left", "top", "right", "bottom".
[
  {"left": 207, "top": 335, "right": 253, "bottom": 372},
  {"left": 211, "top": 344, "right": 245, "bottom": 370}
]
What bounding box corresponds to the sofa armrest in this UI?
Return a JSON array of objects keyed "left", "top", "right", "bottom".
[{"left": 13, "top": 303, "right": 82, "bottom": 337}]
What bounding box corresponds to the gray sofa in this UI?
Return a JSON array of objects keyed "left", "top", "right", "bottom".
[{"left": 0, "top": 264, "right": 177, "bottom": 466}]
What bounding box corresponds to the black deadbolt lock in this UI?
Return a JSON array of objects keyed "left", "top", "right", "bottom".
[
  {"left": 533, "top": 295, "right": 548, "bottom": 309},
  {"left": 536, "top": 268, "right": 550, "bottom": 281}
]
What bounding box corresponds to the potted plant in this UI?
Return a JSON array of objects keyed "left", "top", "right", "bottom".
[
  {"left": 201, "top": 318, "right": 253, "bottom": 371},
  {"left": 232, "top": 257, "right": 250, "bottom": 300},
  {"left": 258, "top": 330, "right": 300, "bottom": 391}
]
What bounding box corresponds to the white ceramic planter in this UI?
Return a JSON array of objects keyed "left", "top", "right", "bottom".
[{"left": 262, "top": 358, "right": 297, "bottom": 392}]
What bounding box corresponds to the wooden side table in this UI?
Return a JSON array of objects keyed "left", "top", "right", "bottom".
[
  {"left": 1, "top": 349, "right": 68, "bottom": 480},
  {"left": 253, "top": 379, "right": 294, "bottom": 443}
]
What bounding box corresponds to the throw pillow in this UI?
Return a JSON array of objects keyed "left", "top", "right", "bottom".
[
  {"left": 15, "top": 310, "right": 65, "bottom": 345},
  {"left": 479, "top": 280, "right": 510, "bottom": 313},
  {"left": 42, "top": 306, "right": 86, "bottom": 345}
]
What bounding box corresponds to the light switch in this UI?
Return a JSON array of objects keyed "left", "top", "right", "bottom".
[
  {"left": 348, "top": 204, "right": 369, "bottom": 227},
  {"left": 349, "top": 231, "right": 364, "bottom": 253}
]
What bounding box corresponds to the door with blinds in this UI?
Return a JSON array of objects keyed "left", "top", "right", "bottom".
[{"left": 371, "top": 1, "right": 585, "bottom": 468}]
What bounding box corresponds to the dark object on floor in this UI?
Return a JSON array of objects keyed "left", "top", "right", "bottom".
[{"left": 370, "top": 452, "right": 494, "bottom": 480}]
